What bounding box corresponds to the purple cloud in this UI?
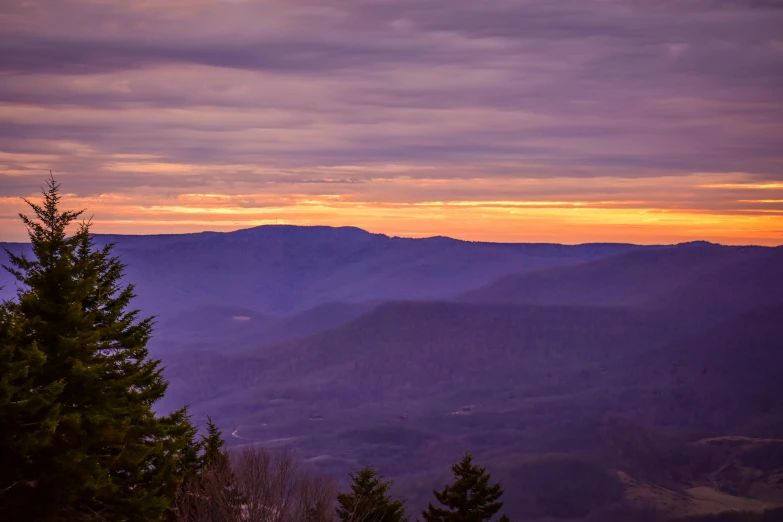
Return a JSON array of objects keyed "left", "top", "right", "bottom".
[{"left": 0, "top": 0, "right": 781, "bottom": 242}]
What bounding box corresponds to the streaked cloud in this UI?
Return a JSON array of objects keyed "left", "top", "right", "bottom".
[{"left": 0, "top": 0, "right": 781, "bottom": 244}]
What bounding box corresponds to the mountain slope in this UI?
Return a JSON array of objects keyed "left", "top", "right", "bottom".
[
  {"left": 0, "top": 225, "right": 638, "bottom": 316},
  {"left": 158, "top": 299, "right": 783, "bottom": 519},
  {"left": 459, "top": 244, "right": 782, "bottom": 316},
  {"left": 151, "top": 301, "right": 371, "bottom": 355}
]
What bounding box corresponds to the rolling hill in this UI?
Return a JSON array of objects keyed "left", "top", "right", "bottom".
[
  {"left": 0, "top": 225, "right": 638, "bottom": 317},
  {"left": 458, "top": 243, "right": 781, "bottom": 312}
]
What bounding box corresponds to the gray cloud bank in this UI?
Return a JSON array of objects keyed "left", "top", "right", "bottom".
[{"left": 0, "top": 0, "right": 782, "bottom": 198}]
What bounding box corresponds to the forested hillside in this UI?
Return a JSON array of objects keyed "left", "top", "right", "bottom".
[{"left": 149, "top": 238, "right": 783, "bottom": 520}]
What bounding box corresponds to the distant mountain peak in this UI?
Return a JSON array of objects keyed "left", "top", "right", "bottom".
[
  {"left": 233, "top": 224, "right": 380, "bottom": 238},
  {"left": 676, "top": 240, "right": 718, "bottom": 247},
  {"left": 242, "top": 224, "right": 367, "bottom": 232}
]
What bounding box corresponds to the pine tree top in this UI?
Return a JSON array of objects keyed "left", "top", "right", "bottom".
[
  {"left": 421, "top": 452, "right": 508, "bottom": 522},
  {"left": 202, "top": 415, "right": 226, "bottom": 467},
  {"left": 337, "top": 466, "right": 409, "bottom": 522}
]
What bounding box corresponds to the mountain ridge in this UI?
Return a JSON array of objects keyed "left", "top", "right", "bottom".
[
  {"left": 8, "top": 223, "right": 777, "bottom": 247},
  {"left": 0, "top": 224, "right": 645, "bottom": 316}
]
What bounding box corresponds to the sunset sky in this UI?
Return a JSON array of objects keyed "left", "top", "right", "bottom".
[{"left": 1, "top": 0, "right": 782, "bottom": 245}]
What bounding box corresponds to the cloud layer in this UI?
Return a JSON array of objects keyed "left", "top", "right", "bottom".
[{"left": 1, "top": 0, "right": 782, "bottom": 244}]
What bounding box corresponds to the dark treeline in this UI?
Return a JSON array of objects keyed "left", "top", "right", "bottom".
[{"left": 176, "top": 431, "right": 511, "bottom": 522}]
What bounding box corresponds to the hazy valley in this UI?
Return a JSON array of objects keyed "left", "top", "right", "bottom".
[{"left": 2, "top": 225, "right": 782, "bottom": 521}]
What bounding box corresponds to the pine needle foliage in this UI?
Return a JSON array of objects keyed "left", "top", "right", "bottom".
[
  {"left": 337, "top": 466, "right": 409, "bottom": 522},
  {"left": 0, "top": 301, "right": 64, "bottom": 504},
  {"left": 421, "top": 452, "right": 510, "bottom": 522}
]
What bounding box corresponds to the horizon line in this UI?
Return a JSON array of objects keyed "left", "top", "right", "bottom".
[{"left": 1, "top": 223, "right": 779, "bottom": 249}]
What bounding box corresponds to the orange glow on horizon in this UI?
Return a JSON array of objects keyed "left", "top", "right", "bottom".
[
  {"left": 1, "top": 192, "right": 781, "bottom": 246},
  {"left": 1, "top": 167, "right": 781, "bottom": 245}
]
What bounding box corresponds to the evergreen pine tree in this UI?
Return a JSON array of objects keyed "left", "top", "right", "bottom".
[
  {"left": 173, "top": 417, "right": 245, "bottom": 522},
  {"left": 336, "top": 466, "right": 409, "bottom": 522},
  {"left": 0, "top": 301, "right": 64, "bottom": 504},
  {"left": 421, "top": 452, "right": 510, "bottom": 522},
  {"left": 0, "top": 176, "right": 198, "bottom": 521},
  {"left": 170, "top": 407, "right": 203, "bottom": 491},
  {"left": 201, "top": 416, "right": 225, "bottom": 468}
]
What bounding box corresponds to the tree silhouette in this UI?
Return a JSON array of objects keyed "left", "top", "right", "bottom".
[
  {"left": 0, "top": 176, "right": 197, "bottom": 521},
  {"left": 337, "top": 466, "right": 409, "bottom": 522},
  {"left": 421, "top": 452, "right": 510, "bottom": 522}
]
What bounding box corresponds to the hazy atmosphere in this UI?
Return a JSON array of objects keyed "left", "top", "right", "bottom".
[
  {"left": 1, "top": 2, "right": 782, "bottom": 522},
  {"left": 1, "top": 0, "right": 783, "bottom": 244}
]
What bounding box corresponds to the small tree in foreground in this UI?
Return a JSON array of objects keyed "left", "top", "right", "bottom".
[
  {"left": 202, "top": 416, "right": 226, "bottom": 468},
  {"left": 336, "top": 467, "right": 409, "bottom": 522},
  {"left": 421, "top": 452, "right": 510, "bottom": 522},
  {"left": 174, "top": 418, "right": 244, "bottom": 522}
]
